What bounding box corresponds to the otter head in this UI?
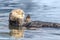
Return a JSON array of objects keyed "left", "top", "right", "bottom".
[{"left": 9, "top": 9, "right": 25, "bottom": 27}]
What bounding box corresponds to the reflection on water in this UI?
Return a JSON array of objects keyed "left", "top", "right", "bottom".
[
  {"left": 0, "top": 26, "right": 24, "bottom": 40},
  {"left": 10, "top": 29, "right": 24, "bottom": 38},
  {"left": 9, "top": 20, "right": 24, "bottom": 39}
]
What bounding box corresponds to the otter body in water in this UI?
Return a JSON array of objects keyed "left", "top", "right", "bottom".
[
  {"left": 9, "top": 9, "right": 60, "bottom": 30},
  {"left": 24, "top": 21, "right": 60, "bottom": 29}
]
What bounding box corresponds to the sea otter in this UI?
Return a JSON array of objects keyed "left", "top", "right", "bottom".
[{"left": 9, "top": 9, "right": 60, "bottom": 30}]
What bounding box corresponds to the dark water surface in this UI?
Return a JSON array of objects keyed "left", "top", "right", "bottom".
[{"left": 0, "top": 0, "right": 60, "bottom": 40}]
